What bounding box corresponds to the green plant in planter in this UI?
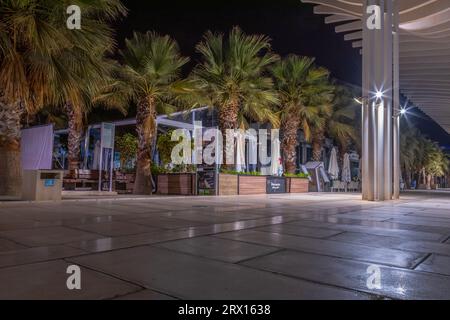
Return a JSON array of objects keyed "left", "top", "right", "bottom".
[
  {"left": 157, "top": 130, "right": 178, "bottom": 166},
  {"left": 246, "top": 171, "right": 263, "bottom": 176},
  {"left": 151, "top": 163, "right": 170, "bottom": 175},
  {"left": 220, "top": 169, "right": 262, "bottom": 176},
  {"left": 284, "top": 172, "right": 310, "bottom": 179},
  {"left": 220, "top": 169, "right": 240, "bottom": 175},
  {"left": 115, "top": 133, "right": 138, "bottom": 172},
  {"left": 157, "top": 130, "right": 194, "bottom": 173}
]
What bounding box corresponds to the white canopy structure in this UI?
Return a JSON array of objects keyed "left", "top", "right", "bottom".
[
  {"left": 302, "top": 0, "right": 450, "bottom": 201},
  {"left": 302, "top": 0, "right": 450, "bottom": 134}
]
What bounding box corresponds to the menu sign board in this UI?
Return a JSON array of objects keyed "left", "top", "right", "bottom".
[
  {"left": 197, "top": 167, "right": 216, "bottom": 195},
  {"left": 266, "top": 177, "right": 286, "bottom": 194}
]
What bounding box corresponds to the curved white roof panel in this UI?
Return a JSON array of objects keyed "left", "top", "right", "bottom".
[{"left": 302, "top": 0, "right": 450, "bottom": 133}]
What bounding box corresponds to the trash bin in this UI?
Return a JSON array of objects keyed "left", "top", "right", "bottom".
[{"left": 22, "top": 170, "right": 64, "bottom": 201}]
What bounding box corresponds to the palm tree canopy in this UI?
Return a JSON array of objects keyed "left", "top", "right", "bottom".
[
  {"left": 401, "top": 125, "right": 449, "bottom": 178},
  {"left": 101, "top": 31, "right": 190, "bottom": 115},
  {"left": 271, "top": 55, "right": 334, "bottom": 141},
  {"left": 0, "top": 0, "right": 127, "bottom": 114},
  {"left": 327, "top": 85, "right": 359, "bottom": 151},
  {"left": 192, "top": 27, "right": 280, "bottom": 128},
  {"left": 424, "top": 141, "right": 449, "bottom": 177}
]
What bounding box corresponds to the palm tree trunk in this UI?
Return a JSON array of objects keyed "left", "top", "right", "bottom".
[
  {"left": 64, "top": 102, "right": 83, "bottom": 172},
  {"left": 405, "top": 169, "right": 412, "bottom": 189},
  {"left": 0, "top": 97, "right": 24, "bottom": 197},
  {"left": 281, "top": 115, "right": 300, "bottom": 174},
  {"left": 426, "top": 174, "right": 432, "bottom": 190},
  {"left": 134, "top": 96, "right": 157, "bottom": 195},
  {"left": 312, "top": 129, "right": 325, "bottom": 162},
  {"left": 337, "top": 143, "right": 348, "bottom": 170},
  {"left": 218, "top": 100, "right": 239, "bottom": 170}
]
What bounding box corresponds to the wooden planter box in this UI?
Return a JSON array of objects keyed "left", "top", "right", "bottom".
[
  {"left": 238, "top": 175, "right": 267, "bottom": 195},
  {"left": 217, "top": 174, "right": 238, "bottom": 196},
  {"left": 157, "top": 173, "right": 196, "bottom": 195},
  {"left": 286, "top": 177, "right": 309, "bottom": 193}
]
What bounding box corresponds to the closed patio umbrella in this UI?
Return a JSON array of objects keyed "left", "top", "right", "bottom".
[
  {"left": 357, "top": 157, "right": 361, "bottom": 181},
  {"left": 270, "top": 137, "right": 281, "bottom": 176},
  {"left": 342, "top": 153, "right": 352, "bottom": 183},
  {"left": 328, "top": 147, "right": 340, "bottom": 180},
  {"left": 235, "top": 131, "right": 246, "bottom": 172}
]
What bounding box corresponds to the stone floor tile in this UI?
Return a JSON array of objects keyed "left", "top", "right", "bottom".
[
  {"left": 415, "top": 254, "right": 450, "bottom": 276},
  {"left": 242, "top": 250, "right": 450, "bottom": 300},
  {"left": 254, "top": 224, "right": 344, "bottom": 239},
  {"left": 0, "top": 260, "right": 140, "bottom": 300},
  {"left": 0, "top": 245, "right": 85, "bottom": 268},
  {"left": 155, "top": 236, "right": 280, "bottom": 263},
  {"left": 0, "top": 226, "right": 103, "bottom": 246},
  {"left": 114, "top": 289, "right": 177, "bottom": 300},
  {"left": 68, "top": 246, "right": 373, "bottom": 300},
  {"left": 216, "top": 230, "right": 425, "bottom": 268},
  {"left": 0, "top": 238, "right": 26, "bottom": 252},
  {"left": 70, "top": 221, "right": 161, "bottom": 237}
]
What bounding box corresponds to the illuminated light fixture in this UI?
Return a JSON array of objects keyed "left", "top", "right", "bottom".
[
  {"left": 354, "top": 97, "right": 363, "bottom": 105},
  {"left": 393, "top": 108, "right": 408, "bottom": 118},
  {"left": 375, "top": 91, "right": 383, "bottom": 99}
]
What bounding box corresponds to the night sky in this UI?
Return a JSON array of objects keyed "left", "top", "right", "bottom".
[{"left": 114, "top": 0, "right": 449, "bottom": 147}]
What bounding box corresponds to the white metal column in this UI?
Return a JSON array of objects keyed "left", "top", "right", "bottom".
[
  {"left": 362, "top": 0, "right": 398, "bottom": 201},
  {"left": 392, "top": 0, "right": 401, "bottom": 200}
]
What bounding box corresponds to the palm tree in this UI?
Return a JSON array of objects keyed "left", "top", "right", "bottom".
[
  {"left": 400, "top": 126, "right": 422, "bottom": 188},
  {"left": 271, "top": 55, "right": 334, "bottom": 171},
  {"left": 51, "top": 2, "right": 126, "bottom": 172},
  {"left": 58, "top": 54, "right": 126, "bottom": 172},
  {"left": 0, "top": 0, "right": 126, "bottom": 196},
  {"left": 304, "top": 76, "right": 334, "bottom": 163},
  {"left": 400, "top": 125, "right": 449, "bottom": 189},
  {"left": 424, "top": 141, "right": 449, "bottom": 189},
  {"left": 192, "top": 27, "right": 279, "bottom": 168},
  {"left": 327, "top": 85, "right": 359, "bottom": 165},
  {"left": 100, "top": 31, "right": 190, "bottom": 194}
]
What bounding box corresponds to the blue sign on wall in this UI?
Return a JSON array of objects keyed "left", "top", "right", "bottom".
[{"left": 44, "top": 179, "right": 55, "bottom": 187}]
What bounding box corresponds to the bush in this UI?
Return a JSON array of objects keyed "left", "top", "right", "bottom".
[
  {"left": 156, "top": 130, "right": 194, "bottom": 173},
  {"left": 284, "top": 172, "right": 310, "bottom": 179},
  {"left": 220, "top": 169, "right": 262, "bottom": 176},
  {"left": 115, "top": 133, "right": 138, "bottom": 171}
]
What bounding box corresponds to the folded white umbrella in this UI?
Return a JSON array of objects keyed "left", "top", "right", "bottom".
[
  {"left": 235, "top": 131, "right": 246, "bottom": 172},
  {"left": 328, "top": 147, "right": 340, "bottom": 180},
  {"left": 342, "top": 153, "right": 352, "bottom": 183},
  {"left": 270, "top": 138, "right": 281, "bottom": 176}
]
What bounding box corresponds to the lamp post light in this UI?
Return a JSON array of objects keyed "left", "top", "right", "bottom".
[{"left": 392, "top": 104, "right": 408, "bottom": 200}]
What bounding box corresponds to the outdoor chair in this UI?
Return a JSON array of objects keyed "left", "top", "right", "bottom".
[
  {"left": 331, "top": 181, "right": 347, "bottom": 192},
  {"left": 348, "top": 181, "right": 359, "bottom": 192}
]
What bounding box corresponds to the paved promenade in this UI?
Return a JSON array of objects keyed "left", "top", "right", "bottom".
[{"left": 0, "top": 191, "right": 449, "bottom": 299}]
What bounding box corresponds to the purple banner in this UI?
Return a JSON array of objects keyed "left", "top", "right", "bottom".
[{"left": 21, "top": 124, "right": 54, "bottom": 170}]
